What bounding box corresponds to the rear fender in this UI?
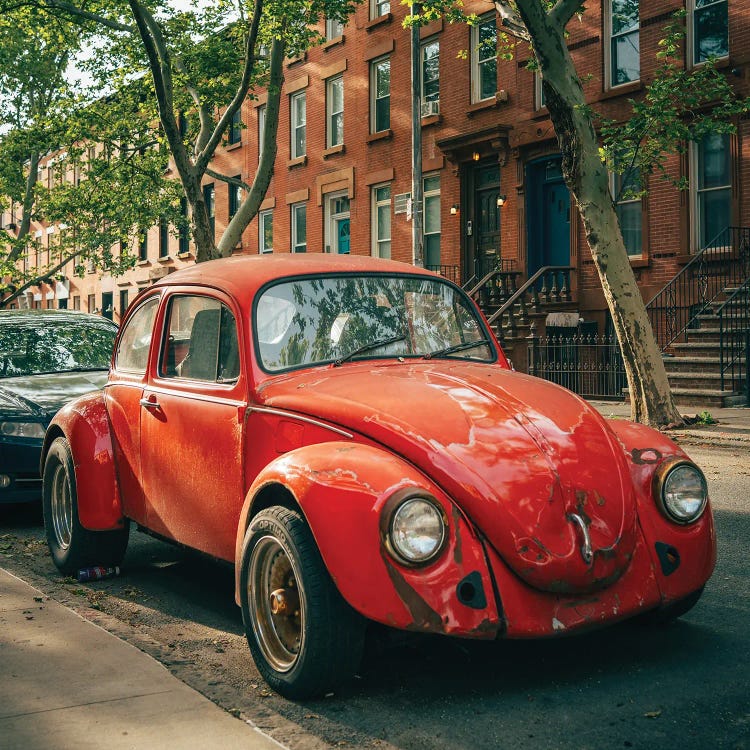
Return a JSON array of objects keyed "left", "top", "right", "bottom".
[
  {"left": 607, "top": 420, "right": 716, "bottom": 603},
  {"left": 235, "top": 442, "right": 502, "bottom": 637},
  {"left": 42, "top": 390, "right": 124, "bottom": 531}
]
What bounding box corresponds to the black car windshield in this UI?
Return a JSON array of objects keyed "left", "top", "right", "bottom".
[
  {"left": 0, "top": 318, "right": 117, "bottom": 378},
  {"left": 255, "top": 274, "right": 495, "bottom": 372}
]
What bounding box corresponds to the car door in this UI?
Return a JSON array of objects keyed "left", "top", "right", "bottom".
[
  {"left": 106, "top": 294, "right": 161, "bottom": 525},
  {"left": 139, "top": 291, "right": 246, "bottom": 562}
]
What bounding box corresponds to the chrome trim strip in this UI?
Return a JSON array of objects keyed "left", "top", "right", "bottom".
[
  {"left": 106, "top": 382, "right": 246, "bottom": 408},
  {"left": 248, "top": 406, "right": 353, "bottom": 438}
]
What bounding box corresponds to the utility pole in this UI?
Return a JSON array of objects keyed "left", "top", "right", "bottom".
[{"left": 410, "top": 2, "right": 424, "bottom": 267}]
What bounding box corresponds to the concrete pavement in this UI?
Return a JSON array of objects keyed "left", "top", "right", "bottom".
[
  {"left": 588, "top": 400, "right": 750, "bottom": 448},
  {"left": 0, "top": 567, "right": 285, "bottom": 750}
]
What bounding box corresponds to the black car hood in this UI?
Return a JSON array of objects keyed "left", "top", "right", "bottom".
[{"left": 0, "top": 370, "right": 109, "bottom": 422}]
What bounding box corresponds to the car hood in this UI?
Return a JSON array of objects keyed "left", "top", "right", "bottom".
[
  {"left": 258, "top": 362, "right": 639, "bottom": 594},
  {"left": 0, "top": 370, "right": 109, "bottom": 422}
]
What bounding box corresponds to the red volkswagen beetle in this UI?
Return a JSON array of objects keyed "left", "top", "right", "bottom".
[{"left": 41, "top": 255, "right": 715, "bottom": 698}]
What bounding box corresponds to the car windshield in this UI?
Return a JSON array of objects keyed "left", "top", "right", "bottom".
[
  {"left": 255, "top": 273, "right": 495, "bottom": 372},
  {"left": 0, "top": 318, "right": 117, "bottom": 378}
]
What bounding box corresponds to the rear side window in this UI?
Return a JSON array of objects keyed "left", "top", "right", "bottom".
[
  {"left": 115, "top": 297, "right": 159, "bottom": 373},
  {"left": 160, "top": 295, "right": 240, "bottom": 383}
]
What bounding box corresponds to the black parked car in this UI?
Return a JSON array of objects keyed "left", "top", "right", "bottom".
[{"left": 0, "top": 309, "right": 118, "bottom": 504}]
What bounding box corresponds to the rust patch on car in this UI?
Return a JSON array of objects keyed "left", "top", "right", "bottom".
[
  {"left": 452, "top": 506, "right": 463, "bottom": 565},
  {"left": 631, "top": 448, "right": 662, "bottom": 465},
  {"left": 382, "top": 555, "right": 444, "bottom": 632}
]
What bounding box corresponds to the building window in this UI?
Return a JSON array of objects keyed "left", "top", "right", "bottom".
[
  {"left": 693, "top": 132, "right": 731, "bottom": 250},
  {"left": 371, "top": 184, "right": 391, "bottom": 259},
  {"left": 423, "top": 174, "right": 441, "bottom": 267},
  {"left": 203, "top": 184, "right": 215, "bottom": 238},
  {"left": 159, "top": 217, "right": 169, "bottom": 258},
  {"left": 325, "top": 192, "right": 351, "bottom": 254},
  {"left": 119, "top": 289, "right": 129, "bottom": 319},
  {"left": 259, "top": 209, "right": 273, "bottom": 253},
  {"left": 471, "top": 15, "right": 497, "bottom": 103},
  {"left": 607, "top": 0, "right": 639, "bottom": 87},
  {"left": 87, "top": 293, "right": 96, "bottom": 313},
  {"left": 291, "top": 203, "right": 307, "bottom": 253},
  {"left": 229, "top": 176, "right": 242, "bottom": 219},
  {"left": 291, "top": 91, "right": 306, "bottom": 159},
  {"left": 690, "top": 0, "right": 728, "bottom": 65},
  {"left": 138, "top": 230, "right": 148, "bottom": 261},
  {"left": 371, "top": 0, "right": 389, "bottom": 19},
  {"left": 258, "top": 104, "right": 267, "bottom": 161},
  {"left": 326, "top": 74, "right": 344, "bottom": 148},
  {"left": 73, "top": 295, "right": 81, "bottom": 310},
  {"left": 421, "top": 40, "right": 439, "bottom": 116},
  {"left": 370, "top": 57, "right": 391, "bottom": 134},
  {"left": 535, "top": 71, "right": 546, "bottom": 110},
  {"left": 228, "top": 108, "right": 242, "bottom": 145},
  {"left": 179, "top": 197, "right": 190, "bottom": 254},
  {"left": 611, "top": 168, "right": 643, "bottom": 256},
  {"left": 326, "top": 17, "right": 343, "bottom": 40}
]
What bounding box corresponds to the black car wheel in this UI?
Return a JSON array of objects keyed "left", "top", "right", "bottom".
[
  {"left": 42, "top": 436, "right": 129, "bottom": 576},
  {"left": 240, "top": 506, "right": 365, "bottom": 700}
]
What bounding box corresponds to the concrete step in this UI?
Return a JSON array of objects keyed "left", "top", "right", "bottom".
[
  {"left": 671, "top": 342, "right": 722, "bottom": 358},
  {"left": 663, "top": 356, "right": 721, "bottom": 374},
  {"left": 667, "top": 371, "right": 745, "bottom": 391},
  {"left": 623, "top": 387, "right": 746, "bottom": 408}
]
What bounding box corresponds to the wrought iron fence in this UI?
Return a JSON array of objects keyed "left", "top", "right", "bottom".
[
  {"left": 646, "top": 226, "right": 750, "bottom": 350},
  {"left": 718, "top": 279, "right": 750, "bottom": 403},
  {"left": 528, "top": 330, "right": 627, "bottom": 400},
  {"left": 424, "top": 264, "right": 461, "bottom": 285}
]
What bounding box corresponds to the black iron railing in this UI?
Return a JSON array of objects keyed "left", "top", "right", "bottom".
[
  {"left": 717, "top": 279, "right": 750, "bottom": 402},
  {"left": 486, "top": 266, "right": 573, "bottom": 343},
  {"left": 462, "top": 257, "right": 517, "bottom": 293},
  {"left": 646, "top": 226, "right": 750, "bottom": 351},
  {"left": 528, "top": 331, "right": 627, "bottom": 399},
  {"left": 425, "top": 264, "right": 461, "bottom": 285}
]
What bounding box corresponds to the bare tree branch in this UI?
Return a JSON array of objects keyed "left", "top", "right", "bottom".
[
  {"left": 205, "top": 168, "right": 252, "bottom": 193},
  {"left": 494, "top": 0, "right": 530, "bottom": 41},
  {"left": 550, "top": 0, "right": 585, "bottom": 28}
]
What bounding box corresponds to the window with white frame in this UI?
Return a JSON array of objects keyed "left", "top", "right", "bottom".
[
  {"left": 291, "top": 91, "right": 306, "bottom": 159},
  {"left": 259, "top": 209, "right": 273, "bottom": 254},
  {"left": 291, "top": 203, "right": 307, "bottom": 253},
  {"left": 471, "top": 15, "right": 497, "bottom": 103},
  {"left": 371, "top": 184, "right": 391, "bottom": 259},
  {"left": 423, "top": 174, "right": 441, "bottom": 267},
  {"left": 611, "top": 167, "right": 643, "bottom": 256},
  {"left": 534, "top": 70, "right": 546, "bottom": 110},
  {"left": 421, "top": 40, "right": 439, "bottom": 115},
  {"left": 370, "top": 0, "right": 390, "bottom": 19},
  {"left": 203, "top": 184, "right": 215, "bottom": 238},
  {"left": 257, "top": 104, "right": 267, "bottom": 161},
  {"left": 693, "top": 132, "right": 731, "bottom": 250},
  {"left": 229, "top": 176, "right": 242, "bottom": 218},
  {"left": 326, "top": 74, "right": 344, "bottom": 148},
  {"left": 370, "top": 57, "right": 390, "bottom": 133},
  {"left": 228, "top": 108, "right": 242, "bottom": 144},
  {"left": 607, "top": 0, "right": 640, "bottom": 87},
  {"left": 326, "top": 17, "right": 343, "bottom": 40},
  {"left": 690, "top": 0, "right": 728, "bottom": 65}
]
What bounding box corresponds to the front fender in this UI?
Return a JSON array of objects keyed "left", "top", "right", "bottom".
[
  {"left": 42, "top": 390, "right": 124, "bottom": 531},
  {"left": 607, "top": 419, "right": 717, "bottom": 603},
  {"left": 235, "top": 442, "right": 503, "bottom": 638}
]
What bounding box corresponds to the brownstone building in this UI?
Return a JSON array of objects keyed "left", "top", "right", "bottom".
[{"left": 4, "top": 0, "right": 747, "bottom": 403}]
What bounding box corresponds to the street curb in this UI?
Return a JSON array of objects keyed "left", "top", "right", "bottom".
[{"left": 667, "top": 430, "right": 750, "bottom": 448}]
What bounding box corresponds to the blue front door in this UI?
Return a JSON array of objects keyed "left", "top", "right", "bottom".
[
  {"left": 337, "top": 218, "right": 350, "bottom": 254},
  {"left": 526, "top": 157, "right": 570, "bottom": 275}
]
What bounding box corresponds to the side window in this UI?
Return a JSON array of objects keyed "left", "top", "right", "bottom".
[
  {"left": 115, "top": 296, "right": 159, "bottom": 373},
  {"left": 160, "top": 295, "right": 240, "bottom": 383}
]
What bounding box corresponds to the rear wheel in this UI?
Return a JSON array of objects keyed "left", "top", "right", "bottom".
[
  {"left": 42, "top": 436, "right": 129, "bottom": 576},
  {"left": 240, "top": 506, "right": 365, "bottom": 700}
]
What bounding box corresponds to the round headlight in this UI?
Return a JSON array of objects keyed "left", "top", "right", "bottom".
[
  {"left": 0, "top": 421, "right": 46, "bottom": 439},
  {"left": 659, "top": 462, "right": 708, "bottom": 524},
  {"left": 389, "top": 497, "right": 446, "bottom": 565}
]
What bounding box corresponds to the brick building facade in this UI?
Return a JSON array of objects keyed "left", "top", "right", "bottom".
[{"left": 3, "top": 0, "right": 745, "bottom": 343}]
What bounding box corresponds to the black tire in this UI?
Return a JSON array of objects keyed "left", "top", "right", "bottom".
[
  {"left": 42, "top": 436, "right": 129, "bottom": 576},
  {"left": 239, "top": 506, "right": 365, "bottom": 700},
  {"left": 635, "top": 587, "right": 705, "bottom": 625}
]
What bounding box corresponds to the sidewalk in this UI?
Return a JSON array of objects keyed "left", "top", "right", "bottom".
[
  {"left": 0, "top": 568, "right": 285, "bottom": 750},
  {"left": 587, "top": 400, "right": 750, "bottom": 448}
]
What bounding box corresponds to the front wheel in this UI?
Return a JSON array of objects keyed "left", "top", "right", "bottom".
[
  {"left": 240, "top": 506, "right": 365, "bottom": 700},
  {"left": 635, "top": 587, "right": 705, "bottom": 626},
  {"left": 42, "top": 436, "right": 129, "bottom": 576}
]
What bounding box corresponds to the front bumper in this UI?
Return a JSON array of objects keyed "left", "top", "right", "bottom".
[{"left": 0, "top": 440, "right": 43, "bottom": 504}]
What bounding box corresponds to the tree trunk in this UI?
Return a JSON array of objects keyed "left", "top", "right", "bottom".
[{"left": 514, "top": 0, "right": 683, "bottom": 427}]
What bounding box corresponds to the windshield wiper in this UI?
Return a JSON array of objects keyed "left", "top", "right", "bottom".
[
  {"left": 422, "top": 338, "right": 492, "bottom": 360},
  {"left": 334, "top": 334, "right": 407, "bottom": 366}
]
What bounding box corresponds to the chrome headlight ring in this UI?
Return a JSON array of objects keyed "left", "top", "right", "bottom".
[
  {"left": 653, "top": 458, "right": 709, "bottom": 525},
  {"left": 381, "top": 489, "right": 448, "bottom": 567}
]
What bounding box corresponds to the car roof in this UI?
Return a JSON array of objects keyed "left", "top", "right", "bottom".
[
  {"left": 151, "top": 255, "right": 443, "bottom": 308},
  {"left": 0, "top": 309, "right": 118, "bottom": 328}
]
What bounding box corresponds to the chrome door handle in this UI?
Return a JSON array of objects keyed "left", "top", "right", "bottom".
[{"left": 140, "top": 397, "right": 160, "bottom": 410}]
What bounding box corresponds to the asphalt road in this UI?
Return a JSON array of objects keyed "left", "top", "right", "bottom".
[{"left": 1, "top": 442, "right": 748, "bottom": 750}]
